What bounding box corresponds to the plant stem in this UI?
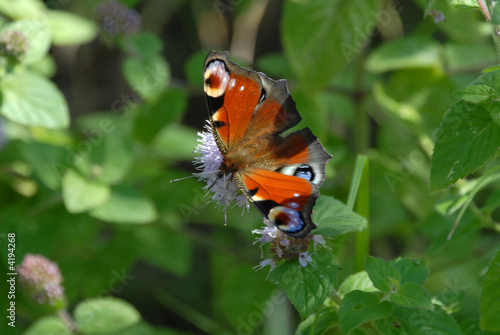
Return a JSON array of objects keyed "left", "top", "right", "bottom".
[
  {"left": 477, "top": 0, "right": 500, "bottom": 61},
  {"left": 354, "top": 157, "right": 370, "bottom": 272}
]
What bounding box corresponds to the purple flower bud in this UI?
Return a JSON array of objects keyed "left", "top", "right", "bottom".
[
  {"left": 17, "top": 254, "right": 65, "bottom": 308},
  {"left": 0, "top": 30, "right": 29, "bottom": 62},
  {"left": 96, "top": 0, "right": 141, "bottom": 45}
]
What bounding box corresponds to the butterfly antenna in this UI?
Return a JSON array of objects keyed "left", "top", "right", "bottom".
[{"left": 170, "top": 175, "right": 196, "bottom": 183}]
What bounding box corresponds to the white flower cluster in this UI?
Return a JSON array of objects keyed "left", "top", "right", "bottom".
[{"left": 193, "top": 122, "right": 250, "bottom": 214}]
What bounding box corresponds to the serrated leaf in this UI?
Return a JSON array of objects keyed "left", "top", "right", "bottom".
[
  {"left": 122, "top": 55, "right": 170, "bottom": 101},
  {"left": 391, "top": 283, "right": 433, "bottom": 309},
  {"left": 270, "top": 249, "right": 339, "bottom": 318},
  {"left": 312, "top": 196, "right": 367, "bottom": 236},
  {"left": 282, "top": 0, "right": 378, "bottom": 91},
  {"left": 47, "top": 10, "right": 98, "bottom": 46},
  {"left": 62, "top": 169, "right": 110, "bottom": 213},
  {"left": 430, "top": 101, "right": 500, "bottom": 192},
  {"left": 0, "top": 19, "right": 51, "bottom": 64},
  {"left": 74, "top": 297, "right": 141, "bottom": 335},
  {"left": 450, "top": 0, "right": 480, "bottom": 10},
  {"left": 23, "top": 316, "right": 72, "bottom": 335},
  {"left": 390, "top": 257, "right": 429, "bottom": 285},
  {"left": 338, "top": 271, "right": 378, "bottom": 297},
  {"left": 0, "top": 72, "right": 69, "bottom": 128},
  {"left": 365, "top": 256, "right": 401, "bottom": 292},
  {"left": 90, "top": 185, "right": 157, "bottom": 224},
  {"left": 480, "top": 249, "right": 500, "bottom": 331},
  {"left": 338, "top": 290, "right": 393, "bottom": 334},
  {"left": 366, "top": 35, "right": 442, "bottom": 74},
  {"left": 453, "top": 85, "right": 495, "bottom": 104}
]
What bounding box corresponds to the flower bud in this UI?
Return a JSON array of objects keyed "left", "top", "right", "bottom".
[{"left": 17, "top": 254, "right": 65, "bottom": 309}]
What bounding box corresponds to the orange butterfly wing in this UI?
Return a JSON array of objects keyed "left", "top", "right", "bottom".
[{"left": 203, "top": 51, "right": 331, "bottom": 238}]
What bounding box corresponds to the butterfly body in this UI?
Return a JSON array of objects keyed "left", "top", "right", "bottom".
[{"left": 203, "top": 51, "right": 331, "bottom": 238}]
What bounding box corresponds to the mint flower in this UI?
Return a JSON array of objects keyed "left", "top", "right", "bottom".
[
  {"left": 96, "top": 0, "right": 141, "bottom": 45},
  {"left": 253, "top": 219, "right": 328, "bottom": 274},
  {"left": 0, "top": 30, "right": 28, "bottom": 63},
  {"left": 17, "top": 254, "right": 65, "bottom": 308},
  {"left": 193, "top": 121, "right": 250, "bottom": 215}
]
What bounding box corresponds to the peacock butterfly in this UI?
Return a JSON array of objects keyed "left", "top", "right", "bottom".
[{"left": 202, "top": 51, "right": 331, "bottom": 238}]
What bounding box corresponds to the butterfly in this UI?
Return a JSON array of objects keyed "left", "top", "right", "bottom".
[{"left": 203, "top": 51, "right": 331, "bottom": 238}]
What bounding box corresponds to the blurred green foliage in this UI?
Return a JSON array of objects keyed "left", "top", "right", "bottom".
[{"left": 0, "top": 0, "right": 499, "bottom": 334}]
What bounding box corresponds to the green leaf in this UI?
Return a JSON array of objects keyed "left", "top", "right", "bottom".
[
  {"left": 430, "top": 101, "right": 500, "bottom": 192},
  {"left": 23, "top": 316, "right": 72, "bottom": 335},
  {"left": 74, "top": 297, "right": 141, "bottom": 335},
  {"left": 153, "top": 124, "right": 198, "bottom": 161},
  {"left": 460, "top": 318, "right": 500, "bottom": 335},
  {"left": 75, "top": 131, "right": 134, "bottom": 185},
  {"left": 256, "top": 53, "right": 294, "bottom": 80},
  {"left": 0, "top": 0, "right": 45, "bottom": 20},
  {"left": 390, "top": 257, "right": 429, "bottom": 285},
  {"left": 450, "top": 0, "right": 480, "bottom": 10},
  {"left": 480, "top": 249, "right": 500, "bottom": 331},
  {"left": 22, "top": 141, "right": 69, "bottom": 189},
  {"left": 47, "top": 10, "right": 98, "bottom": 46},
  {"left": 489, "top": 101, "right": 500, "bottom": 127},
  {"left": 90, "top": 185, "right": 157, "bottom": 224},
  {"left": 122, "top": 55, "right": 170, "bottom": 101},
  {"left": 270, "top": 249, "right": 339, "bottom": 318},
  {"left": 391, "top": 283, "right": 433, "bottom": 309},
  {"left": 62, "top": 169, "right": 110, "bottom": 213},
  {"left": 123, "top": 32, "right": 163, "bottom": 59},
  {"left": 338, "top": 271, "right": 378, "bottom": 297},
  {"left": 312, "top": 196, "right": 367, "bottom": 236},
  {"left": 0, "top": 18, "right": 51, "bottom": 64},
  {"left": 453, "top": 85, "right": 495, "bottom": 104},
  {"left": 184, "top": 50, "right": 209, "bottom": 87},
  {"left": 295, "top": 306, "right": 337, "bottom": 335},
  {"left": 365, "top": 256, "right": 401, "bottom": 292},
  {"left": 366, "top": 35, "right": 442, "bottom": 74},
  {"left": 0, "top": 72, "right": 69, "bottom": 128},
  {"left": 338, "top": 290, "right": 393, "bottom": 334},
  {"left": 445, "top": 43, "right": 497, "bottom": 73},
  {"left": 133, "top": 89, "right": 187, "bottom": 143},
  {"left": 282, "top": 0, "right": 378, "bottom": 91},
  {"left": 381, "top": 305, "right": 463, "bottom": 335}
]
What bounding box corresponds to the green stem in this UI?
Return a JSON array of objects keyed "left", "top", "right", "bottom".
[
  {"left": 353, "top": 52, "right": 368, "bottom": 154},
  {"left": 354, "top": 158, "right": 370, "bottom": 273},
  {"left": 477, "top": 0, "right": 500, "bottom": 61}
]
